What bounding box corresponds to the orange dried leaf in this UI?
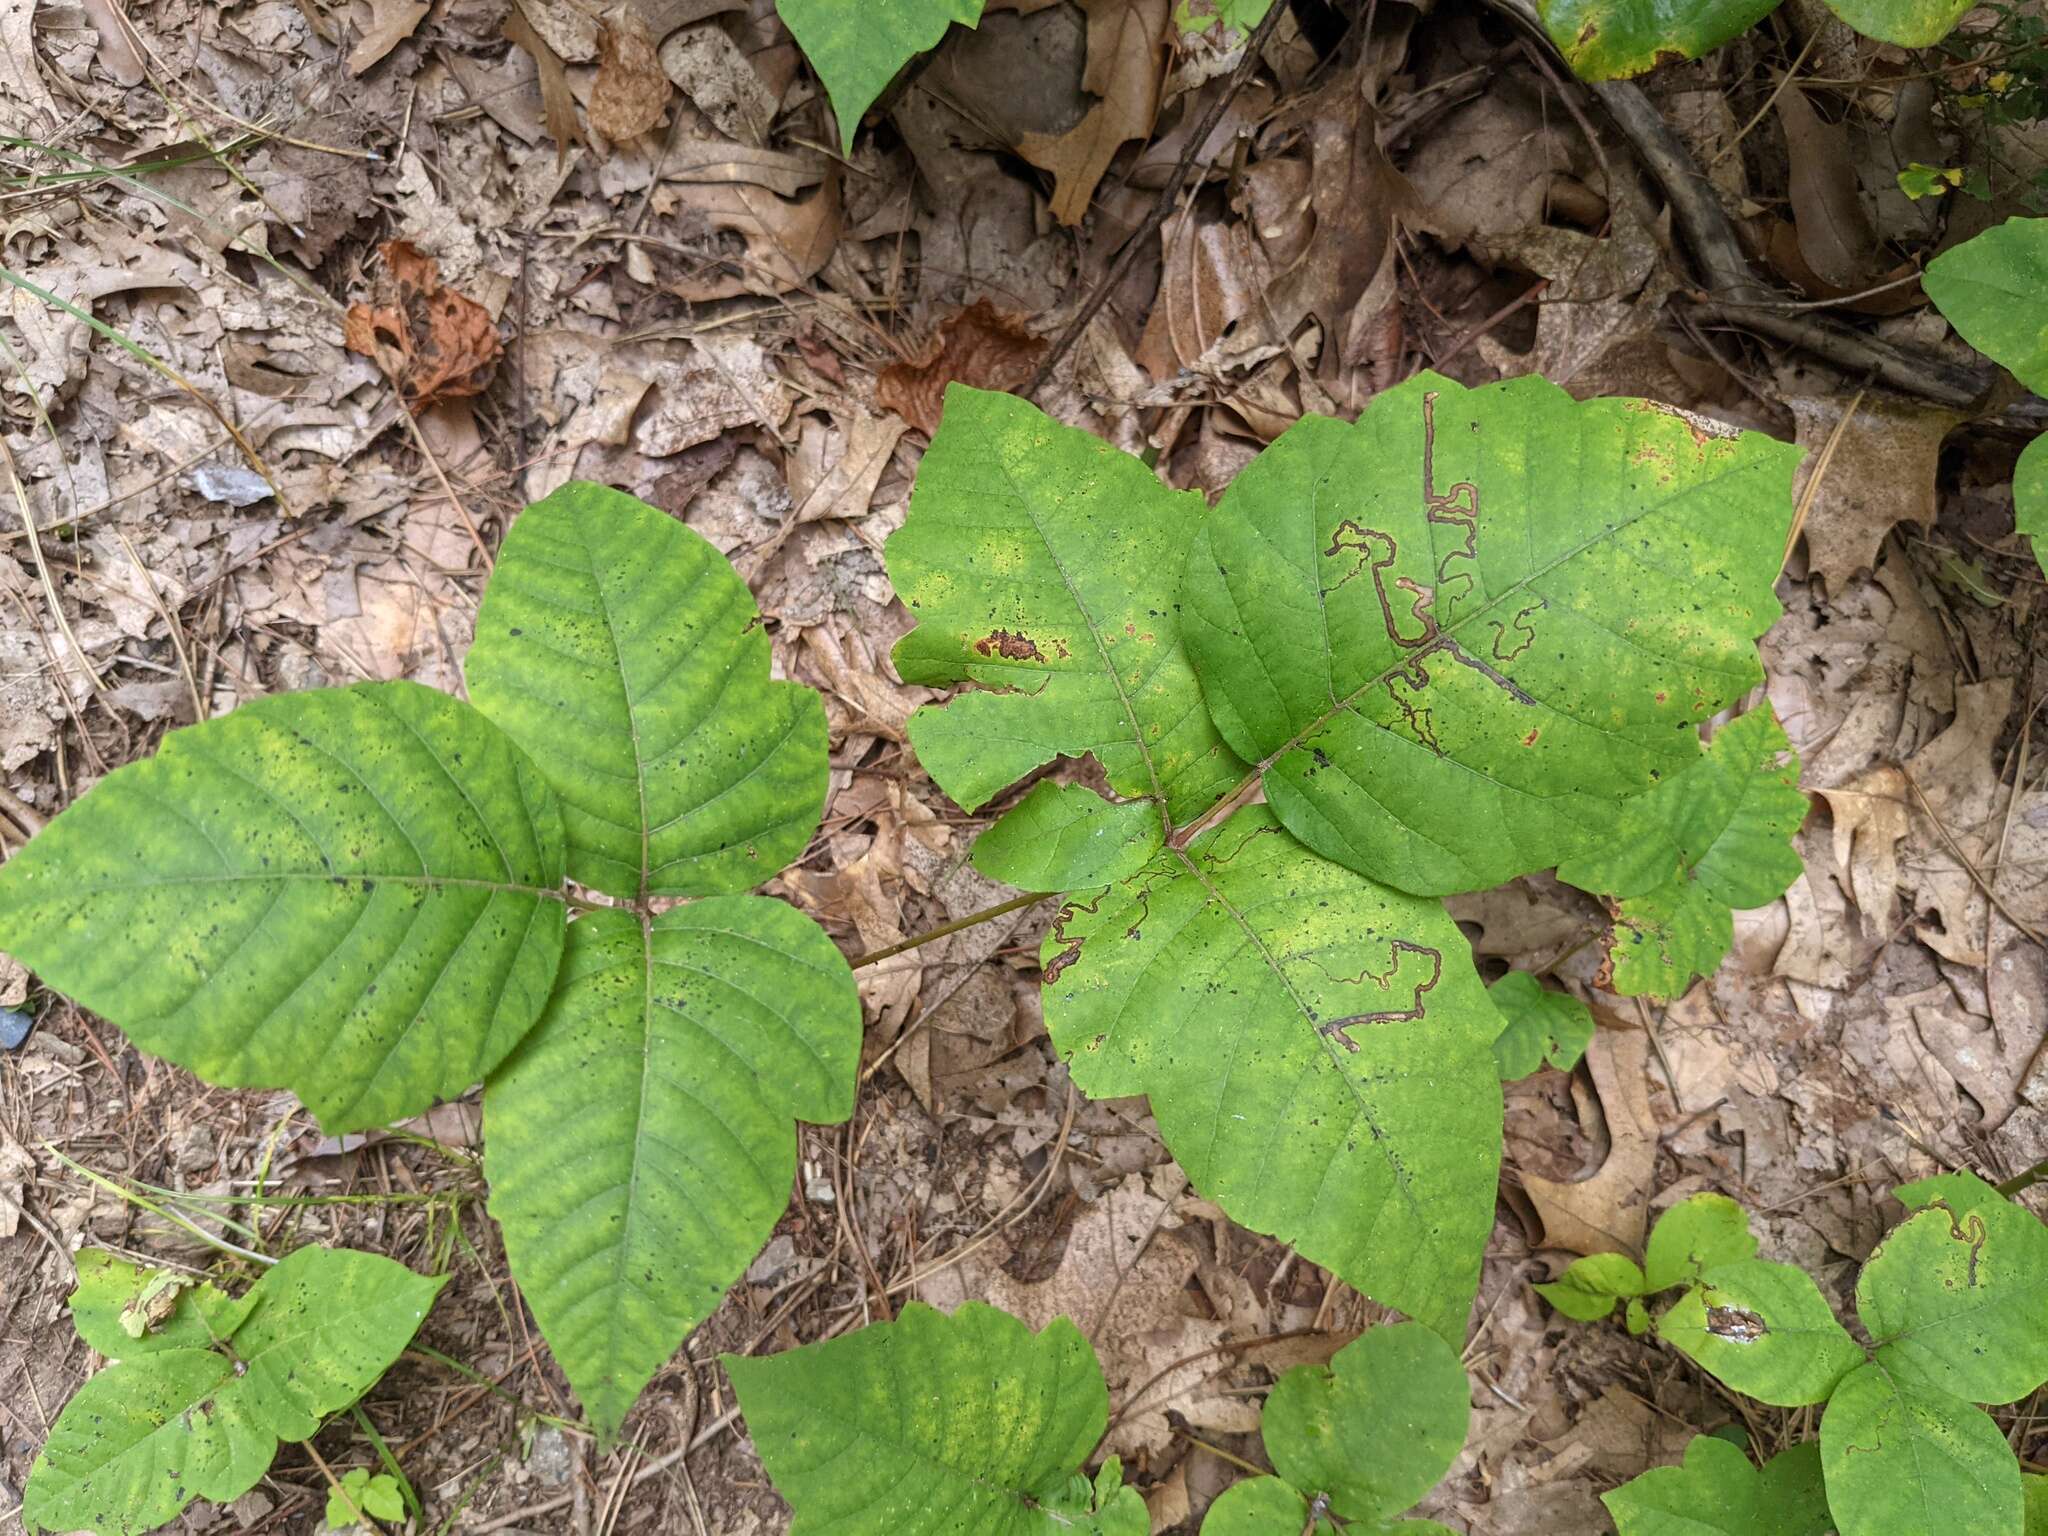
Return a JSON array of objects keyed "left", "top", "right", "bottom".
[
  {"left": 876, "top": 302, "right": 1047, "bottom": 434},
  {"left": 343, "top": 240, "right": 503, "bottom": 407}
]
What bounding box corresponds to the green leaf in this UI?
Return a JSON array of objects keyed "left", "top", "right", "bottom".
[
  {"left": 2017, "top": 435, "right": 2046, "bottom": 576},
  {"left": 0, "top": 682, "right": 567, "bottom": 1133},
  {"left": 777, "top": 0, "right": 984, "bottom": 154},
  {"left": 1656, "top": 1259, "right": 1863, "bottom": 1406},
  {"left": 1202, "top": 1477, "right": 1329, "bottom": 1535},
  {"left": 468, "top": 482, "right": 828, "bottom": 903},
  {"left": 1536, "top": 1252, "right": 1647, "bottom": 1322},
  {"left": 1603, "top": 1435, "right": 1832, "bottom": 1536},
  {"left": 2027, "top": 1473, "right": 2048, "bottom": 1535},
  {"left": 971, "top": 781, "right": 1165, "bottom": 891},
  {"left": 328, "top": 1468, "right": 403, "bottom": 1528},
  {"left": 1645, "top": 1194, "right": 1758, "bottom": 1294},
  {"left": 1178, "top": 373, "right": 1798, "bottom": 897},
  {"left": 68, "top": 1252, "right": 253, "bottom": 1357},
  {"left": 1175, "top": 0, "right": 1277, "bottom": 35},
  {"left": 1558, "top": 707, "right": 1806, "bottom": 999},
  {"left": 485, "top": 898, "right": 860, "bottom": 1440},
  {"left": 1261, "top": 1324, "right": 1470, "bottom": 1522},
  {"left": 1857, "top": 1171, "right": 2048, "bottom": 1405},
  {"left": 1924, "top": 217, "right": 2048, "bottom": 395},
  {"left": 1820, "top": 1363, "right": 2022, "bottom": 1536},
  {"left": 1488, "top": 971, "right": 1594, "bottom": 1079},
  {"left": 1537, "top": 0, "right": 1783, "bottom": 80},
  {"left": 1043, "top": 807, "right": 1503, "bottom": 1339},
  {"left": 725, "top": 1301, "right": 1132, "bottom": 1535},
  {"left": 890, "top": 386, "right": 1250, "bottom": 829},
  {"left": 24, "top": 1247, "right": 444, "bottom": 1536},
  {"left": 1818, "top": 0, "right": 1976, "bottom": 47}
]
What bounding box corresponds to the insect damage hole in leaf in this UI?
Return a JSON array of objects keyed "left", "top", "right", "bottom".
[
  {"left": 1179, "top": 372, "right": 1800, "bottom": 898},
  {"left": 468, "top": 484, "right": 860, "bottom": 1442}
]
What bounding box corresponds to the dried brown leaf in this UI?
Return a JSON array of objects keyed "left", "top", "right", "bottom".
[
  {"left": 1777, "top": 85, "right": 1883, "bottom": 290},
  {"left": 591, "top": 8, "right": 673, "bottom": 142},
  {"left": 876, "top": 301, "right": 1047, "bottom": 434},
  {"left": 347, "top": 0, "right": 430, "bottom": 75},
  {"left": 342, "top": 240, "right": 503, "bottom": 407},
  {"left": 1785, "top": 390, "right": 1962, "bottom": 593},
  {"left": 1520, "top": 1028, "right": 1657, "bottom": 1257},
  {"left": 505, "top": 1, "right": 586, "bottom": 160},
  {"left": 1016, "top": 0, "right": 1171, "bottom": 226}
]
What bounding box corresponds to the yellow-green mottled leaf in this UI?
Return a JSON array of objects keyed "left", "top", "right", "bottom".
[
  {"left": 972, "top": 781, "right": 1165, "bottom": 891},
  {"left": 486, "top": 899, "right": 859, "bottom": 1441},
  {"left": 1820, "top": 1364, "right": 2022, "bottom": 1536},
  {"left": 890, "top": 386, "right": 1250, "bottom": 829},
  {"left": 0, "top": 682, "right": 567, "bottom": 1134},
  {"left": 1488, "top": 971, "right": 1594, "bottom": 1079},
  {"left": 1819, "top": 0, "right": 1976, "bottom": 47},
  {"left": 23, "top": 1248, "right": 443, "bottom": 1536},
  {"left": 1858, "top": 1171, "right": 2048, "bottom": 1405},
  {"left": 1538, "top": 0, "right": 1782, "bottom": 79},
  {"left": 778, "top": 0, "right": 984, "bottom": 154},
  {"left": 1180, "top": 374, "right": 1798, "bottom": 897},
  {"left": 1657, "top": 1259, "right": 1862, "bottom": 1406},
  {"left": 1043, "top": 808, "right": 1502, "bottom": 1339},
  {"left": 1603, "top": 1436, "right": 1831, "bottom": 1536},
  {"left": 1559, "top": 707, "right": 1806, "bottom": 998},
  {"left": 724, "top": 1301, "right": 1137, "bottom": 1535},
  {"left": 468, "top": 482, "right": 828, "bottom": 903}
]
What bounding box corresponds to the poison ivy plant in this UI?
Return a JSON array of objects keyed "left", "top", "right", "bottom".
[
  {"left": 777, "top": 0, "right": 984, "bottom": 154},
  {"left": 470, "top": 484, "right": 858, "bottom": 1441},
  {"left": 1488, "top": 971, "right": 1594, "bottom": 1080},
  {"left": 1543, "top": 1173, "right": 2048, "bottom": 1536},
  {"left": 0, "top": 482, "right": 861, "bottom": 1447},
  {"left": 1604, "top": 1435, "right": 1832, "bottom": 1536},
  {"left": 1202, "top": 1324, "right": 1470, "bottom": 1535},
  {"left": 1539, "top": 0, "right": 1978, "bottom": 79},
  {"left": 1556, "top": 706, "right": 1806, "bottom": 998},
  {"left": 325, "top": 1468, "right": 405, "bottom": 1530},
  {"left": 890, "top": 376, "right": 1799, "bottom": 1339},
  {"left": 725, "top": 1301, "right": 1148, "bottom": 1535},
  {"left": 24, "top": 1247, "right": 444, "bottom": 1536},
  {"left": 1924, "top": 216, "right": 2048, "bottom": 576}
]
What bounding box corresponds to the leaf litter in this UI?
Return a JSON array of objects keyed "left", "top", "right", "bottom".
[{"left": 0, "top": 2, "right": 2045, "bottom": 1532}]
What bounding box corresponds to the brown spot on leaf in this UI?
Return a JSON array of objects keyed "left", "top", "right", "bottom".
[
  {"left": 974, "top": 629, "right": 1046, "bottom": 662},
  {"left": 1043, "top": 943, "right": 1082, "bottom": 983},
  {"left": 1521, "top": 729, "right": 1540, "bottom": 747},
  {"left": 1705, "top": 1304, "right": 1768, "bottom": 1343}
]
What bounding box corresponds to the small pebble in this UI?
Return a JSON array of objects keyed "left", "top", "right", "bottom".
[
  {"left": 0, "top": 1009, "right": 31, "bottom": 1051},
  {"left": 182, "top": 463, "right": 273, "bottom": 508}
]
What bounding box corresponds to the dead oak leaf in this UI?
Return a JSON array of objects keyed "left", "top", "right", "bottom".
[
  {"left": 877, "top": 300, "right": 1046, "bottom": 434},
  {"left": 1519, "top": 1026, "right": 1657, "bottom": 1257},
  {"left": 505, "top": 1, "right": 586, "bottom": 163},
  {"left": 1018, "top": 0, "right": 1171, "bottom": 226},
  {"left": 343, "top": 240, "right": 503, "bottom": 407}
]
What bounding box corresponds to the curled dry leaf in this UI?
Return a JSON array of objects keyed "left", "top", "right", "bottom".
[
  {"left": 591, "top": 8, "right": 673, "bottom": 142},
  {"left": 342, "top": 240, "right": 503, "bottom": 407},
  {"left": 1776, "top": 85, "right": 1884, "bottom": 291},
  {"left": 876, "top": 301, "right": 1046, "bottom": 434},
  {"left": 1520, "top": 1027, "right": 1659, "bottom": 1257}
]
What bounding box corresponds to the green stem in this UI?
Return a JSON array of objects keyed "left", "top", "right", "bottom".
[
  {"left": 849, "top": 891, "right": 1052, "bottom": 969},
  {"left": 1996, "top": 1158, "right": 2048, "bottom": 1198}
]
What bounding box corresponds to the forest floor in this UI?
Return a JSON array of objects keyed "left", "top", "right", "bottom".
[{"left": 1, "top": 1, "right": 2045, "bottom": 1532}]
